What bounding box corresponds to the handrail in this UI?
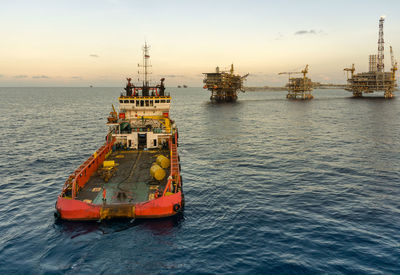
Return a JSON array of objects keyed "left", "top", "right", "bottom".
[
  {"left": 61, "top": 138, "right": 115, "bottom": 199},
  {"left": 162, "top": 131, "right": 180, "bottom": 196},
  {"left": 163, "top": 178, "right": 173, "bottom": 197},
  {"left": 119, "top": 94, "right": 171, "bottom": 99}
]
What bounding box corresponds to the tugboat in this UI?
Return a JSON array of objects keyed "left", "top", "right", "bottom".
[
  {"left": 203, "top": 64, "right": 249, "bottom": 102},
  {"left": 55, "top": 43, "right": 183, "bottom": 220}
]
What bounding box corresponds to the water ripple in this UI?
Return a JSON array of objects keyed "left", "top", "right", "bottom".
[{"left": 0, "top": 88, "right": 399, "bottom": 274}]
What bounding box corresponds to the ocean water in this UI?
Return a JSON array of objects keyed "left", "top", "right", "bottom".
[{"left": 0, "top": 87, "right": 399, "bottom": 274}]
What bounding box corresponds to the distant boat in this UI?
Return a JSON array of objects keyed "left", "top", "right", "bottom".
[
  {"left": 90, "top": 85, "right": 93, "bottom": 88},
  {"left": 177, "top": 85, "right": 182, "bottom": 88},
  {"left": 183, "top": 85, "right": 188, "bottom": 88}
]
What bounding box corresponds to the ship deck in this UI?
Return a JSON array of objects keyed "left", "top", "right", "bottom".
[{"left": 76, "top": 149, "right": 170, "bottom": 205}]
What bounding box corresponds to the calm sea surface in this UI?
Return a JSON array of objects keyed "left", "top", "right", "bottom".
[{"left": 0, "top": 87, "right": 399, "bottom": 274}]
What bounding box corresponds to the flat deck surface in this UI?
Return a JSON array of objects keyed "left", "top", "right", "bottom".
[{"left": 76, "top": 149, "right": 170, "bottom": 205}]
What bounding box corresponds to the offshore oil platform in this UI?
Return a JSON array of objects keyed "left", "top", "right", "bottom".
[
  {"left": 279, "top": 65, "right": 314, "bottom": 100},
  {"left": 203, "top": 64, "right": 249, "bottom": 102},
  {"left": 344, "top": 16, "right": 397, "bottom": 98}
]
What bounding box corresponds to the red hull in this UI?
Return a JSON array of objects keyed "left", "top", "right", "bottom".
[
  {"left": 56, "top": 192, "right": 183, "bottom": 220},
  {"left": 56, "top": 131, "right": 182, "bottom": 221}
]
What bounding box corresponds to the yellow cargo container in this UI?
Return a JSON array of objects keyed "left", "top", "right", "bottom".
[
  {"left": 156, "top": 155, "right": 170, "bottom": 169},
  {"left": 103, "top": 160, "right": 115, "bottom": 168},
  {"left": 150, "top": 163, "right": 166, "bottom": 181}
]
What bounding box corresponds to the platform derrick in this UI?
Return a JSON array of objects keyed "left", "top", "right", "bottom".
[
  {"left": 279, "top": 65, "right": 314, "bottom": 100},
  {"left": 344, "top": 16, "right": 397, "bottom": 99},
  {"left": 203, "top": 64, "right": 249, "bottom": 102}
]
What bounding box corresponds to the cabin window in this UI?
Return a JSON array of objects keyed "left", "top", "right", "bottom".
[
  {"left": 124, "top": 100, "right": 129, "bottom": 103},
  {"left": 130, "top": 100, "right": 135, "bottom": 104},
  {"left": 136, "top": 100, "right": 139, "bottom": 106},
  {"left": 119, "top": 100, "right": 123, "bottom": 103},
  {"left": 140, "top": 100, "right": 144, "bottom": 106},
  {"left": 153, "top": 139, "right": 157, "bottom": 146},
  {"left": 155, "top": 100, "right": 160, "bottom": 103},
  {"left": 145, "top": 100, "right": 149, "bottom": 106},
  {"left": 150, "top": 100, "right": 154, "bottom": 106},
  {"left": 166, "top": 100, "right": 170, "bottom": 103},
  {"left": 161, "top": 100, "right": 166, "bottom": 103}
]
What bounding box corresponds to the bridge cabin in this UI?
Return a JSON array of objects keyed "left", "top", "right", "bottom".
[{"left": 107, "top": 78, "right": 175, "bottom": 150}]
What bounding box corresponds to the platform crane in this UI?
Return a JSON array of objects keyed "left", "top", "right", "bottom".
[
  {"left": 344, "top": 64, "right": 356, "bottom": 80},
  {"left": 278, "top": 70, "right": 302, "bottom": 80},
  {"left": 279, "top": 65, "right": 309, "bottom": 79},
  {"left": 301, "top": 65, "right": 309, "bottom": 86}
]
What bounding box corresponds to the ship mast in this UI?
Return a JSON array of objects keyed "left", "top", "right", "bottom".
[{"left": 138, "top": 42, "right": 152, "bottom": 87}]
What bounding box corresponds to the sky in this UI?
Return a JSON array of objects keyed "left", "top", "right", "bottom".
[{"left": 0, "top": 0, "right": 399, "bottom": 87}]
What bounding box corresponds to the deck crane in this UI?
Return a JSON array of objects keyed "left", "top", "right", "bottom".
[{"left": 107, "top": 104, "right": 118, "bottom": 123}]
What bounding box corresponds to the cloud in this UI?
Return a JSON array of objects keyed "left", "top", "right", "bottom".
[
  {"left": 294, "top": 29, "right": 326, "bottom": 36},
  {"left": 294, "top": 29, "right": 317, "bottom": 35},
  {"left": 248, "top": 72, "right": 275, "bottom": 78},
  {"left": 32, "top": 75, "right": 50, "bottom": 79},
  {"left": 90, "top": 54, "right": 99, "bottom": 58},
  {"left": 163, "top": 74, "right": 185, "bottom": 78},
  {"left": 317, "top": 74, "right": 332, "bottom": 81},
  {"left": 275, "top": 32, "right": 284, "bottom": 40},
  {"left": 71, "top": 76, "right": 83, "bottom": 80},
  {"left": 14, "top": 75, "right": 28, "bottom": 78}
]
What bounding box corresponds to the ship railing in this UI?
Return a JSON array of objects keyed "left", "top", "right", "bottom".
[
  {"left": 60, "top": 137, "right": 116, "bottom": 199},
  {"left": 128, "top": 127, "right": 164, "bottom": 133},
  {"left": 120, "top": 92, "right": 171, "bottom": 98},
  {"left": 162, "top": 131, "right": 181, "bottom": 196}
]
